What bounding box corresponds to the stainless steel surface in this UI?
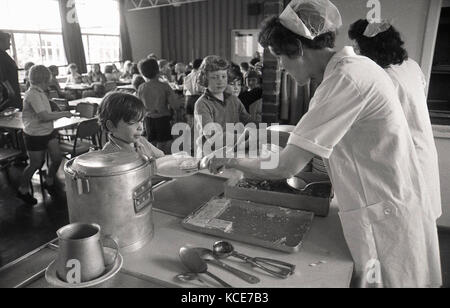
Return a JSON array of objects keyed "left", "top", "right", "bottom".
[
  {"left": 179, "top": 247, "right": 233, "bottom": 288},
  {"left": 64, "top": 151, "right": 155, "bottom": 253},
  {"left": 213, "top": 241, "right": 295, "bottom": 279},
  {"left": 195, "top": 248, "right": 260, "bottom": 284},
  {"left": 71, "top": 151, "right": 149, "bottom": 177},
  {"left": 55, "top": 223, "right": 107, "bottom": 282},
  {"left": 286, "top": 177, "right": 331, "bottom": 192}
]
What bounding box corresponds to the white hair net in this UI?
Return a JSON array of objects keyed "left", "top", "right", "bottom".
[{"left": 279, "top": 0, "right": 342, "bottom": 40}]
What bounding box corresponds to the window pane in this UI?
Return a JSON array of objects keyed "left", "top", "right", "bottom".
[
  {"left": 13, "top": 33, "right": 66, "bottom": 69},
  {"left": 76, "top": 0, "right": 120, "bottom": 35},
  {"left": 13, "top": 33, "right": 42, "bottom": 69},
  {"left": 40, "top": 34, "right": 66, "bottom": 67},
  {"left": 0, "top": 0, "right": 61, "bottom": 32},
  {"left": 85, "top": 35, "right": 120, "bottom": 64}
]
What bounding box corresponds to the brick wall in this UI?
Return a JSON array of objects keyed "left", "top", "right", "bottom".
[{"left": 261, "top": 0, "right": 284, "bottom": 124}]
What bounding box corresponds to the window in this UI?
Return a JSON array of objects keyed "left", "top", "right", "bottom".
[
  {"left": 76, "top": 0, "right": 120, "bottom": 65},
  {"left": 0, "top": 0, "right": 66, "bottom": 69}
]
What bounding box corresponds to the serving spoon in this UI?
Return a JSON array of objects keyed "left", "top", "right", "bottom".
[{"left": 179, "top": 247, "right": 233, "bottom": 288}]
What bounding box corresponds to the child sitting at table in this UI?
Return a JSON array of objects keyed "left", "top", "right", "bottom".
[
  {"left": 87, "top": 64, "right": 106, "bottom": 97},
  {"left": 137, "top": 58, "right": 179, "bottom": 154},
  {"left": 194, "top": 55, "right": 252, "bottom": 156},
  {"left": 17, "top": 65, "right": 73, "bottom": 205},
  {"left": 99, "top": 91, "right": 164, "bottom": 160},
  {"left": 47, "top": 65, "right": 64, "bottom": 98},
  {"left": 104, "top": 65, "right": 120, "bottom": 82},
  {"left": 120, "top": 61, "right": 134, "bottom": 80},
  {"left": 66, "top": 63, "right": 83, "bottom": 84}
]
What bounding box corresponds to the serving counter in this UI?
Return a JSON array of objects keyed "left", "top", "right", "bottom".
[{"left": 0, "top": 171, "right": 354, "bottom": 288}]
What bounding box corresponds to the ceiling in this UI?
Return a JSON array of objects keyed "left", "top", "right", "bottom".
[{"left": 127, "top": 0, "right": 208, "bottom": 11}]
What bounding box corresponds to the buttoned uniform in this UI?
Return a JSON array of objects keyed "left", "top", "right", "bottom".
[
  {"left": 287, "top": 47, "right": 442, "bottom": 288},
  {"left": 194, "top": 90, "right": 252, "bottom": 155},
  {"left": 385, "top": 59, "right": 441, "bottom": 221}
]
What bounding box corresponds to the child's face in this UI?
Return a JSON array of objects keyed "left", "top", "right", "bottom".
[
  {"left": 247, "top": 78, "right": 259, "bottom": 90},
  {"left": 227, "top": 79, "right": 242, "bottom": 97},
  {"left": 207, "top": 70, "right": 228, "bottom": 95},
  {"left": 70, "top": 67, "right": 78, "bottom": 74},
  {"left": 110, "top": 119, "right": 144, "bottom": 144}
]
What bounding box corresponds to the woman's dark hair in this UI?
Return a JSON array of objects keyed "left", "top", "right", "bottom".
[
  {"left": 99, "top": 92, "right": 146, "bottom": 131},
  {"left": 192, "top": 58, "right": 203, "bottom": 70},
  {"left": 228, "top": 62, "right": 243, "bottom": 83},
  {"left": 348, "top": 19, "right": 408, "bottom": 68},
  {"left": 258, "top": 16, "right": 336, "bottom": 58},
  {"left": 139, "top": 58, "right": 160, "bottom": 79}
]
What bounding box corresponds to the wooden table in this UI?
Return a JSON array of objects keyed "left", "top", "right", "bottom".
[
  {"left": 69, "top": 97, "right": 103, "bottom": 108},
  {"left": 0, "top": 112, "right": 90, "bottom": 131}
]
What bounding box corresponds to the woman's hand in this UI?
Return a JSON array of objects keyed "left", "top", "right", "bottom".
[{"left": 207, "top": 157, "right": 232, "bottom": 174}]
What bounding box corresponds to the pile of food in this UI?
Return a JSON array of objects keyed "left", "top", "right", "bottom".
[{"left": 237, "top": 179, "right": 332, "bottom": 198}]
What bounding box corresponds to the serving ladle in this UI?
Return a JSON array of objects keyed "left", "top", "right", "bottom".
[
  {"left": 179, "top": 247, "right": 233, "bottom": 288},
  {"left": 213, "top": 241, "right": 296, "bottom": 279}
]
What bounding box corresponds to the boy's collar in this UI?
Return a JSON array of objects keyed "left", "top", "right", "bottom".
[
  {"left": 30, "top": 85, "right": 45, "bottom": 93},
  {"left": 204, "top": 89, "right": 230, "bottom": 104}
]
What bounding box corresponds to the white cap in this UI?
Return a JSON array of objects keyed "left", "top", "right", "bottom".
[{"left": 279, "top": 0, "right": 342, "bottom": 40}]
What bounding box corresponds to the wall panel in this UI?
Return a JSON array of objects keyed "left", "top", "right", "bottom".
[{"left": 161, "top": 0, "right": 266, "bottom": 63}]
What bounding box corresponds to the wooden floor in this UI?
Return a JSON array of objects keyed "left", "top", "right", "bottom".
[{"left": 0, "top": 164, "right": 449, "bottom": 288}]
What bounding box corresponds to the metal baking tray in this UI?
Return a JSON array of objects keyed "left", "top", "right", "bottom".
[{"left": 182, "top": 197, "right": 314, "bottom": 253}]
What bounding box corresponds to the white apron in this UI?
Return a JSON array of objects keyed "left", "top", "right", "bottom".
[
  {"left": 385, "top": 59, "right": 441, "bottom": 220},
  {"left": 287, "top": 47, "right": 442, "bottom": 288}
]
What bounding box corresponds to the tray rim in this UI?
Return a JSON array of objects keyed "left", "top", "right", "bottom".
[{"left": 181, "top": 196, "right": 315, "bottom": 253}]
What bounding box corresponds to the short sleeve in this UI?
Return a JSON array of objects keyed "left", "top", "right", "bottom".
[
  {"left": 26, "top": 91, "right": 50, "bottom": 114},
  {"left": 287, "top": 73, "right": 364, "bottom": 159}
]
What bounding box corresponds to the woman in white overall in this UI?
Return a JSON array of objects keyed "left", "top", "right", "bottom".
[
  {"left": 348, "top": 19, "right": 442, "bottom": 222},
  {"left": 204, "top": 0, "right": 442, "bottom": 288}
]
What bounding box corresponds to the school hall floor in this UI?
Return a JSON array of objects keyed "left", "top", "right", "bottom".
[{"left": 0, "top": 164, "right": 449, "bottom": 288}]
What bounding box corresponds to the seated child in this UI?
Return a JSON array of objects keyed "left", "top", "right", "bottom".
[
  {"left": 87, "top": 64, "right": 107, "bottom": 97},
  {"left": 66, "top": 63, "right": 83, "bottom": 84},
  {"left": 120, "top": 61, "right": 134, "bottom": 80},
  {"left": 47, "top": 65, "right": 64, "bottom": 98},
  {"left": 104, "top": 65, "right": 120, "bottom": 82},
  {"left": 99, "top": 91, "right": 164, "bottom": 160},
  {"left": 194, "top": 55, "right": 252, "bottom": 156}
]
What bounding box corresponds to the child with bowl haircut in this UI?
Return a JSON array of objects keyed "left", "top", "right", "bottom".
[
  {"left": 137, "top": 58, "right": 179, "bottom": 154},
  {"left": 99, "top": 91, "right": 164, "bottom": 160},
  {"left": 194, "top": 55, "right": 252, "bottom": 156}
]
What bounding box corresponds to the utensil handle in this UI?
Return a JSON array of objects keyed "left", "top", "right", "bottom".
[
  {"left": 103, "top": 235, "right": 120, "bottom": 267},
  {"left": 232, "top": 252, "right": 292, "bottom": 279},
  {"left": 253, "top": 257, "right": 296, "bottom": 276},
  {"left": 205, "top": 271, "right": 233, "bottom": 288},
  {"left": 208, "top": 259, "right": 260, "bottom": 284}
]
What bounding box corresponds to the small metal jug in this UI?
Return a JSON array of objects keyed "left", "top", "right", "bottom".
[{"left": 55, "top": 223, "right": 119, "bottom": 283}]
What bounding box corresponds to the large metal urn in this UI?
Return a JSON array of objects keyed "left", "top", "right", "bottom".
[{"left": 64, "top": 151, "right": 155, "bottom": 253}]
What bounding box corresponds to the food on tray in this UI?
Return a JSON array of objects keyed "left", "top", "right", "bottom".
[
  {"left": 179, "top": 159, "right": 199, "bottom": 171},
  {"left": 237, "top": 179, "right": 331, "bottom": 198}
]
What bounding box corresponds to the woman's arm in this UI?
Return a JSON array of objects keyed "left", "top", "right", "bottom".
[{"left": 207, "top": 144, "right": 314, "bottom": 180}]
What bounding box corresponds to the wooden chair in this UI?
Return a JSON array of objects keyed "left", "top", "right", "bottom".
[{"left": 59, "top": 119, "right": 101, "bottom": 159}]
